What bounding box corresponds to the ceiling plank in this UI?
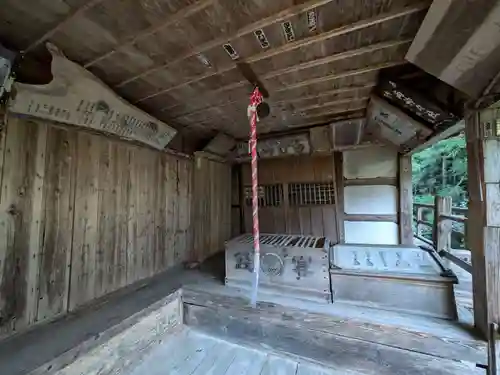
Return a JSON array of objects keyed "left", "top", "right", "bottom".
[
  {"left": 120, "top": 2, "right": 428, "bottom": 91},
  {"left": 140, "top": 38, "right": 411, "bottom": 103},
  {"left": 165, "top": 84, "right": 376, "bottom": 118},
  {"left": 276, "top": 84, "right": 376, "bottom": 104},
  {"left": 24, "top": 0, "right": 108, "bottom": 53},
  {"left": 294, "top": 96, "right": 370, "bottom": 112},
  {"left": 83, "top": 0, "right": 215, "bottom": 68},
  {"left": 162, "top": 61, "right": 398, "bottom": 115},
  {"left": 161, "top": 68, "right": 379, "bottom": 114},
  {"left": 300, "top": 106, "right": 368, "bottom": 119},
  {"left": 276, "top": 61, "right": 406, "bottom": 92},
  {"left": 115, "top": 0, "right": 336, "bottom": 88},
  {"left": 263, "top": 39, "right": 412, "bottom": 80}
]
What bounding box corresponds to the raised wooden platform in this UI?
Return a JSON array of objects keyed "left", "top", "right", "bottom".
[{"left": 0, "top": 265, "right": 488, "bottom": 375}]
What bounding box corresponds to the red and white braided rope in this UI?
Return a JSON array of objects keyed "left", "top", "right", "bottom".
[{"left": 248, "top": 87, "right": 263, "bottom": 307}]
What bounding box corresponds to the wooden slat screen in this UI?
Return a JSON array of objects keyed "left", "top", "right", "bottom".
[
  {"left": 288, "top": 182, "right": 335, "bottom": 206},
  {"left": 244, "top": 184, "right": 283, "bottom": 207}
]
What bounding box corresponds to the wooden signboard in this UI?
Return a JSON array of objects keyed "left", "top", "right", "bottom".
[
  {"left": 365, "top": 96, "right": 432, "bottom": 151},
  {"left": 376, "top": 79, "right": 458, "bottom": 127},
  {"left": 235, "top": 132, "right": 311, "bottom": 161},
  {"left": 8, "top": 44, "right": 177, "bottom": 150}
]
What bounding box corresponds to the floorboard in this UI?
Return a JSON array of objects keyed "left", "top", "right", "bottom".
[{"left": 125, "top": 329, "right": 356, "bottom": 375}]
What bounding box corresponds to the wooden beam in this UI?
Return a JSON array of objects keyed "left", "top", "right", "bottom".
[
  {"left": 265, "top": 39, "right": 412, "bottom": 80},
  {"left": 344, "top": 177, "right": 397, "bottom": 186},
  {"left": 301, "top": 105, "right": 368, "bottom": 119},
  {"left": 118, "top": 2, "right": 428, "bottom": 90},
  {"left": 83, "top": 0, "right": 214, "bottom": 68},
  {"left": 115, "top": 0, "right": 337, "bottom": 88},
  {"left": 266, "top": 115, "right": 366, "bottom": 135},
  {"left": 343, "top": 214, "right": 399, "bottom": 223},
  {"left": 295, "top": 96, "right": 370, "bottom": 112},
  {"left": 333, "top": 152, "right": 345, "bottom": 243},
  {"left": 398, "top": 155, "right": 413, "bottom": 245},
  {"left": 279, "top": 85, "right": 375, "bottom": 104},
  {"left": 24, "top": 0, "right": 108, "bottom": 53},
  {"left": 139, "top": 38, "right": 412, "bottom": 103},
  {"left": 465, "top": 103, "right": 500, "bottom": 339},
  {"left": 163, "top": 84, "right": 376, "bottom": 116},
  {"left": 275, "top": 61, "right": 406, "bottom": 92}
]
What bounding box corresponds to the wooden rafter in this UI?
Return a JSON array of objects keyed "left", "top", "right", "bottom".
[
  {"left": 142, "top": 38, "right": 411, "bottom": 103},
  {"left": 165, "top": 84, "right": 375, "bottom": 119},
  {"left": 115, "top": 0, "right": 336, "bottom": 88},
  {"left": 161, "top": 62, "right": 397, "bottom": 116},
  {"left": 83, "top": 0, "right": 214, "bottom": 68},
  {"left": 276, "top": 61, "right": 406, "bottom": 92},
  {"left": 263, "top": 39, "right": 412, "bottom": 80},
  {"left": 276, "top": 84, "right": 376, "bottom": 104},
  {"left": 161, "top": 70, "right": 376, "bottom": 116},
  {"left": 24, "top": 0, "right": 108, "bottom": 52},
  {"left": 285, "top": 111, "right": 366, "bottom": 129},
  {"left": 119, "top": 2, "right": 428, "bottom": 91},
  {"left": 294, "top": 96, "right": 370, "bottom": 112},
  {"left": 300, "top": 105, "right": 368, "bottom": 119}
]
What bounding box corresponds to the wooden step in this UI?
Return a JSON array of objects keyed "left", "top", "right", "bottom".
[{"left": 183, "top": 288, "right": 485, "bottom": 375}]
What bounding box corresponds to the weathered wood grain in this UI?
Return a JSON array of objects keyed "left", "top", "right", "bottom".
[
  {"left": 241, "top": 155, "right": 338, "bottom": 241},
  {"left": 0, "top": 115, "right": 193, "bottom": 338},
  {"left": 36, "top": 126, "right": 77, "bottom": 323},
  {"left": 183, "top": 288, "right": 487, "bottom": 364},
  {"left": 184, "top": 303, "right": 482, "bottom": 375},
  {"left": 192, "top": 152, "right": 231, "bottom": 262},
  {"left": 0, "top": 117, "right": 40, "bottom": 336},
  {"left": 466, "top": 104, "right": 500, "bottom": 339}
]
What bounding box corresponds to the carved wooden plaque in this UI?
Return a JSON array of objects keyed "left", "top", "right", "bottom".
[
  {"left": 235, "top": 133, "right": 310, "bottom": 161},
  {"left": 9, "top": 44, "right": 177, "bottom": 150}
]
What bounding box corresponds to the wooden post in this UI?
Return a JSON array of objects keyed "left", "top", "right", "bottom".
[
  {"left": 399, "top": 155, "right": 413, "bottom": 245},
  {"left": 465, "top": 102, "right": 500, "bottom": 339},
  {"left": 433, "top": 196, "right": 452, "bottom": 252},
  {"left": 416, "top": 207, "right": 424, "bottom": 237},
  {"left": 333, "top": 152, "right": 345, "bottom": 243}
]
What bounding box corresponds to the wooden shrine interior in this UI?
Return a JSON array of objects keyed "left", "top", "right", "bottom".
[{"left": 2, "top": 0, "right": 500, "bottom": 346}]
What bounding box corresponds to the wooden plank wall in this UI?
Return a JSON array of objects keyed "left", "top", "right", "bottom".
[
  {"left": 241, "top": 156, "right": 338, "bottom": 242},
  {"left": 0, "top": 116, "right": 193, "bottom": 338},
  {"left": 192, "top": 152, "right": 232, "bottom": 263}
]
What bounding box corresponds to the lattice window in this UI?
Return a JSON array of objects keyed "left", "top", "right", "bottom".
[
  {"left": 244, "top": 184, "right": 283, "bottom": 207},
  {"left": 288, "top": 182, "right": 335, "bottom": 206}
]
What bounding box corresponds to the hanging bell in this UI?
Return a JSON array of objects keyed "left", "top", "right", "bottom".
[{"left": 256, "top": 100, "right": 270, "bottom": 119}]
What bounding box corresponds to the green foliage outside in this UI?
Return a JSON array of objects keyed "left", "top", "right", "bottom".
[{"left": 412, "top": 134, "right": 467, "bottom": 248}]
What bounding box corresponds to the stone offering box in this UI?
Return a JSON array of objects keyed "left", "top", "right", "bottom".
[
  {"left": 330, "top": 244, "right": 458, "bottom": 319},
  {"left": 225, "top": 234, "right": 331, "bottom": 303}
]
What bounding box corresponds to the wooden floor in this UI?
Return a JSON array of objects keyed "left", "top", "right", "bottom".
[{"left": 127, "top": 328, "right": 349, "bottom": 375}]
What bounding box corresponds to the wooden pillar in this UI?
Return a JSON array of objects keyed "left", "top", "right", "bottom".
[
  {"left": 333, "top": 152, "right": 345, "bottom": 244},
  {"left": 465, "top": 102, "right": 500, "bottom": 339},
  {"left": 398, "top": 155, "right": 413, "bottom": 245}
]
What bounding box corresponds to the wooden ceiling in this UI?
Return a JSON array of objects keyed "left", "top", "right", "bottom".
[{"left": 0, "top": 0, "right": 452, "bottom": 150}]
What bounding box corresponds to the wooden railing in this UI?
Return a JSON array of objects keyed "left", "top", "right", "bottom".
[{"left": 413, "top": 196, "right": 472, "bottom": 274}]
